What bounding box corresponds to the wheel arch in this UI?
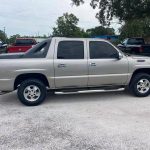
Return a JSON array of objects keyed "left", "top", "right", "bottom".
[
  {"left": 129, "top": 68, "right": 150, "bottom": 85},
  {"left": 14, "top": 73, "right": 50, "bottom": 90}
]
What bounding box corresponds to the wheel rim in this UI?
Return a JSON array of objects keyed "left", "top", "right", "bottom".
[
  {"left": 137, "top": 79, "right": 150, "bottom": 94},
  {"left": 23, "top": 85, "right": 41, "bottom": 102}
]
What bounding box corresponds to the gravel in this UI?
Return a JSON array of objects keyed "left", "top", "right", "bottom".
[{"left": 0, "top": 91, "right": 150, "bottom": 150}]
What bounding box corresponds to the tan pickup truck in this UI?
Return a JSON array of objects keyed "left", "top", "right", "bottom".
[{"left": 0, "top": 37, "right": 150, "bottom": 106}]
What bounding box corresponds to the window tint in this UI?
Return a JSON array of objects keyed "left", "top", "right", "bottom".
[
  {"left": 90, "top": 41, "right": 118, "bottom": 59},
  {"left": 57, "top": 41, "right": 84, "bottom": 59}
]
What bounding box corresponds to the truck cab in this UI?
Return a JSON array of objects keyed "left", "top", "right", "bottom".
[{"left": 53, "top": 38, "right": 128, "bottom": 88}]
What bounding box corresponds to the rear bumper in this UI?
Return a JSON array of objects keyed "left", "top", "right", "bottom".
[{"left": 0, "top": 79, "right": 14, "bottom": 91}]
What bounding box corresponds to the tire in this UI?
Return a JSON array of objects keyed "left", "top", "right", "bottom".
[
  {"left": 17, "top": 79, "right": 47, "bottom": 106},
  {"left": 129, "top": 73, "right": 150, "bottom": 97}
]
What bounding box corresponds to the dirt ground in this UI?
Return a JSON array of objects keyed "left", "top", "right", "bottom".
[{"left": 0, "top": 91, "right": 150, "bottom": 150}]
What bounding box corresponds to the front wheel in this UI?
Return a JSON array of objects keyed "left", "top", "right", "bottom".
[
  {"left": 17, "top": 79, "right": 47, "bottom": 106},
  {"left": 129, "top": 73, "right": 150, "bottom": 97}
]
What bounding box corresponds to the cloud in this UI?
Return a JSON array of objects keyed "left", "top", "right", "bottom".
[{"left": 0, "top": 0, "right": 120, "bottom": 36}]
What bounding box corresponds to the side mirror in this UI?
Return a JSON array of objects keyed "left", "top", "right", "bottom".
[
  {"left": 117, "top": 53, "right": 123, "bottom": 60},
  {"left": 2, "top": 44, "right": 7, "bottom": 47},
  {"left": 111, "top": 53, "right": 123, "bottom": 60}
]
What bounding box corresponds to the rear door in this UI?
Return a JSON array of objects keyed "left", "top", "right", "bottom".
[
  {"left": 54, "top": 39, "right": 88, "bottom": 88},
  {"left": 87, "top": 39, "right": 129, "bottom": 87}
]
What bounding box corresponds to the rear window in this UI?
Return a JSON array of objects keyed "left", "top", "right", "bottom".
[
  {"left": 15, "top": 39, "right": 36, "bottom": 46},
  {"left": 127, "top": 38, "right": 144, "bottom": 45}
]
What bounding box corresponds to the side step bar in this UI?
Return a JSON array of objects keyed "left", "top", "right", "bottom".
[
  {"left": 0, "top": 91, "right": 10, "bottom": 95},
  {"left": 55, "top": 88, "right": 125, "bottom": 95}
]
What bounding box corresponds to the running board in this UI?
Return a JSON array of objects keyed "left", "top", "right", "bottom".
[
  {"left": 55, "top": 88, "right": 125, "bottom": 95},
  {"left": 0, "top": 91, "right": 10, "bottom": 95}
]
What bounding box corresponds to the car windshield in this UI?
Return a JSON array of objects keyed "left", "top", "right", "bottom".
[
  {"left": 128, "top": 38, "right": 144, "bottom": 45},
  {"left": 15, "top": 39, "right": 35, "bottom": 46}
]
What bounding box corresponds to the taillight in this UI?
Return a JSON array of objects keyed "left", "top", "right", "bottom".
[{"left": 139, "top": 47, "right": 143, "bottom": 53}]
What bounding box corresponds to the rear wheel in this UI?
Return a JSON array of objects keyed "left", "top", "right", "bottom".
[
  {"left": 17, "top": 79, "right": 47, "bottom": 106},
  {"left": 130, "top": 73, "right": 150, "bottom": 97}
]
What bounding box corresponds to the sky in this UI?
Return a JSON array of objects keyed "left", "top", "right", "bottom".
[{"left": 0, "top": 0, "right": 121, "bottom": 37}]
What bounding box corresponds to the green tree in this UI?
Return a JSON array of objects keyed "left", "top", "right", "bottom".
[
  {"left": 0, "top": 30, "right": 7, "bottom": 43},
  {"left": 72, "top": 0, "right": 150, "bottom": 25},
  {"left": 52, "top": 13, "right": 87, "bottom": 37},
  {"left": 86, "top": 26, "right": 115, "bottom": 37},
  {"left": 120, "top": 18, "right": 150, "bottom": 39},
  {"left": 8, "top": 34, "right": 20, "bottom": 44}
]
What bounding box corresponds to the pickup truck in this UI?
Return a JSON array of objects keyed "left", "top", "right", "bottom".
[
  {"left": 0, "top": 37, "right": 150, "bottom": 106},
  {"left": 7, "top": 38, "right": 37, "bottom": 53},
  {"left": 118, "top": 38, "right": 150, "bottom": 55}
]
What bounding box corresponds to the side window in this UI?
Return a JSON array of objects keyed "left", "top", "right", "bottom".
[
  {"left": 90, "top": 41, "right": 118, "bottom": 59},
  {"left": 122, "top": 39, "right": 127, "bottom": 45},
  {"left": 57, "top": 41, "right": 84, "bottom": 59}
]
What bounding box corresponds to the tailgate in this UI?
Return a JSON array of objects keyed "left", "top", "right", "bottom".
[{"left": 8, "top": 46, "right": 32, "bottom": 53}]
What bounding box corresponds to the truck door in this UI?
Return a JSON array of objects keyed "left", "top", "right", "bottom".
[
  {"left": 87, "top": 39, "right": 129, "bottom": 86},
  {"left": 54, "top": 39, "right": 88, "bottom": 88}
]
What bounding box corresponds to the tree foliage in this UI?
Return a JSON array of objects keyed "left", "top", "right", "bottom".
[
  {"left": 52, "top": 13, "right": 87, "bottom": 37},
  {"left": 8, "top": 34, "right": 20, "bottom": 44},
  {"left": 72, "top": 0, "right": 150, "bottom": 25},
  {"left": 0, "top": 30, "right": 7, "bottom": 42},
  {"left": 87, "top": 26, "right": 115, "bottom": 37},
  {"left": 120, "top": 18, "right": 150, "bottom": 39}
]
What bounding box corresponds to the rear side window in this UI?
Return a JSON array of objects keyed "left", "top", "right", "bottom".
[
  {"left": 57, "top": 41, "right": 84, "bottom": 59},
  {"left": 90, "top": 41, "right": 118, "bottom": 59}
]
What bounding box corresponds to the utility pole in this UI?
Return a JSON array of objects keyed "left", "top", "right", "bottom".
[{"left": 3, "top": 27, "right": 6, "bottom": 43}]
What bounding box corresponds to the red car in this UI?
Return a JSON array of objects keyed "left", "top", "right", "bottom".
[{"left": 7, "top": 38, "right": 37, "bottom": 53}]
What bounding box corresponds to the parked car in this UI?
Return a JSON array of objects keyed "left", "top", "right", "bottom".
[
  {"left": 0, "top": 41, "right": 7, "bottom": 53},
  {"left": 118, "top": 37, "right": 150, "bottom": 55},
  {"left": 7, "top": 38, "right": 37, "bottom": 53},
  {"left": 0, "top": 37, "right": 150, "bottom": 106}
]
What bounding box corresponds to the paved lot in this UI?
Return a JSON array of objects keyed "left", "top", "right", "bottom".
[{"left": 0, "top": 91, "right": 150, "bottom": 150}]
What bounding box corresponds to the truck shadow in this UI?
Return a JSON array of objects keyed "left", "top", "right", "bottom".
[
  {"left": 0, "top": 90, "right": 134, "bottom": 107},
  {"left": 45, "top": 90, "right": 132, "bottom": 104}
]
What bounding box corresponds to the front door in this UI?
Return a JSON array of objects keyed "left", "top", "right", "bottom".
[
  {"left": 54, "top": 39, "right": 88, "bottom": 88},
  {"left": 87, "top": 40, "right": 129, "bottom": 87}
]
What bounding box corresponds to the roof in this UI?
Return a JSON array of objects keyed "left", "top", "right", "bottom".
[{"left": 52, "top": 37, "right": 109, "bottom": 42}]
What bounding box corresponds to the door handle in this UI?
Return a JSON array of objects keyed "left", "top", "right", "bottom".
[
  {"left": 58, "top": 64, "right": 66, "bottom": 68},
  {"left": 90, "top": 63, "right": 96, "bottom": 67}
]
